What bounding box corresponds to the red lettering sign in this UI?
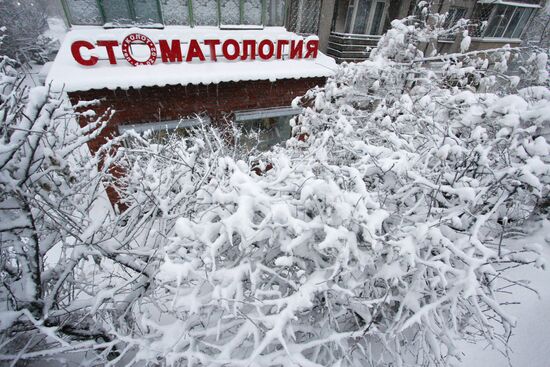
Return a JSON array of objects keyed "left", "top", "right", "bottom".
[
  {"left": 159, "top": 39, "right": 182, "bottom": 63},
  {"left": 71, "top": 40, "right": 98, "bottom": 66},
  {"left": 70, "top": 34, "right": 319, "bottom": 67}
]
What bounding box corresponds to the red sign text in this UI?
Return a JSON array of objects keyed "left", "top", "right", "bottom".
[{"left": 71, "top": 33, "right": 319, "bottom": 67}]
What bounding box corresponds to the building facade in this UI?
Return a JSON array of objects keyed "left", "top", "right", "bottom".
[
  {"left": 46, "top": 0, "right": 545, "bottom": 207},
  {"left": 282, "top": 0, "right": 546, "bottom": 62},
  {"left": 48, "top": 0, "right": 336, "bottom": 161},
  {"left": 48, "top": 0, "right": 545, "bottom": 149}
]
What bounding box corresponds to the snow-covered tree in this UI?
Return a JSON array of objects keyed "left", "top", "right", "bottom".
[
  {"left": 0, "top": 38, "right": 130, "bottom": 358},
  {"left": 96, "top": 15, "right": 548, "bottom": 367},
  {"left": 0, "top": 0, "right": 54, "bottom": 64},
  {"left": 1, "top": 8, "right": 549, "bottom": 367}
]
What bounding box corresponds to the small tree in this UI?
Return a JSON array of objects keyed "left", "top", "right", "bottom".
[
  {"left": 0, "top": 38, "right": 132, "bottom": 359},
  {"left": 0, "top": 0, "right": 54, "bottom": 64}
]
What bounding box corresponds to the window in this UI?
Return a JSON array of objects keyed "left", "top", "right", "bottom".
[
  {"left": 118, "top": 117, "right": 210, "bottom": 145},
  {"left": 344, "top": 1, "right": 355, "bottom": 33},
  {"left": 133, "top": 0, "right": 163, "bottom": 24},
  {"left": 62, "top": 0, "right": 286, "bottom": 27},
  {"left": 439, "top": 6, "right": 467, "bottom": 40},
  {"left": 370, "top": 1, "right": 385, "bottom": 35},
  {"left": 286, "top": 0, "right": 321, "bottom": 34},
  {"left": 160, "top": 0, "right": 190, "bottom": 25},
  {"left": 443, "top": 6, "right": 467, "bottom": 29},
  {"left": 101, "top": 0, "right": 162, "bottom": 26},
  {"left": 220, "top": 0, "right": 241, "bottom": 25},
  {"left": 64, "top": 0, "right": 103, "bottom": 25},
  {"left": 484, "top": 5, "right": 534, "bottom": 39},
  {"left": 265, "top": 0, "right": 286, "bottom": 26},
  {"left": 243, "top": 0, "right": 263, "bottom": 25},
  {"left": 219, "top": 0, "right": 263, "bottom": 27},
  {"left": 191, "top": 0, "right": 218, "bottom": 26},
  {"left": 343, "top": 0, "right": 388, "bottom": 35},
  {"left": 234, "top": 107, "right": 301, "bottom": 151}
]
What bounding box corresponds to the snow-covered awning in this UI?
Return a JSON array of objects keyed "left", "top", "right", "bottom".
[{"left": 46, "top": 26, "right": 337, "bottom": 92}]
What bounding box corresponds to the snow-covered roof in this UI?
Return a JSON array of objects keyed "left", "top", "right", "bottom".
[{"left": 46, "top": 27, "right": 337, "bottom": 92}]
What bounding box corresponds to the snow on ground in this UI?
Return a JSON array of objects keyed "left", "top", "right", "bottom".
[{"left": 459, "top": 219, "right": 550, "bottom": 367}]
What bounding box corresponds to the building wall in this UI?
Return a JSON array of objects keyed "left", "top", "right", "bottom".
[
  {"left": 318, "top": 0, "right": 336, "bottom": 52},
  {"left": 324, "top": 0, "right": 546, "bottom": 61},
  {"left": 68, "top": 77, "right": 326, "bottom": 154},
  {"left": 69, "top": 77, "right": 325, "bottom": 207}
]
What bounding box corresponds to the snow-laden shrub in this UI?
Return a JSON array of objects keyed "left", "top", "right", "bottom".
[
  {"left": 0, "top": 2, "right": 52, "bottom": 64},
  {"left": 107, "top": 96, "right": 549, "bottom": 366},
  {"left": 1, "top": 10, "right": 549, "bottom": 367},
  {"left": 107, "top": 19, "right": 549, "bottom": 367},
  {"left": 0, "top": 46, "right": 123, "bottom": 358}
]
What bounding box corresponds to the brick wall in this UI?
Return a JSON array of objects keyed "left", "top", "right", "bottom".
[
  {"left": 69, "top": 77, "right": 325, "bottom": 154},
  {"left": 68, "top": 77, "right": 325, "bottom": 207}
]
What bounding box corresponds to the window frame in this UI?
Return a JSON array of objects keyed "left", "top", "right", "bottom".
[
  {"left": 61, "top": 0, "right": 287, "bottom": 28},
  {"left": 61, "top": 0, "right": 165, "bottom": 27},
  {"left": 234, "top": 106, "right": 302, "bottom": 121},
  {"left": 218, "top": 0, "right": 264, "bottom": 28},
  {"left": 234, "top": 106, "right": 302, "bottom": 150},
  {"left": 343, "top": 0, "right": 389, "bottom": 35},
  {"left": 483, "top": 4, "right": 535, "bottom": 39}
]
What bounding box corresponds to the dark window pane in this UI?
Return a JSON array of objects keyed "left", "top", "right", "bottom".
[
  {"left": 493, "top": 6, "right": 515, "bottom": 37},
  {"left": 353, "top": 0, "right": 371, "bottom": 34},
  {"left": 344, "top": 3, "right": 354, "bottom": 33},
  {"left": 102, "top": 0, "right": 133, "bottom": 24},
  {"left": 444, "top": 7, "right": 466, "bottom": 29},
  {"left": 160, "top": 0, "right": 190, "bottom": 25},
  {"left": 370, "top": 1, "right": 384, "bottom": 34},
  {"left": 265, "top": 0, "right": 285, "bottom": 26},
  {"left": 66, "top": 0, "right": 103, "bottom": 24},
  {"left": 485, "top": 5, "right": 506, "bottom": 37},
  {"left": 504, "top": 8, "right": 522, "bottom": 38},
  {"left": 512, "top": 8, "right": 532, "bottom": 38},
  {"left": 293, "top": 0, "right": 320, "bottom": 34},
  {"left": 240, "top": 115, "right": 293, "bottom": 151},
  {"left": 146, "top": 127, "right": 190, "bottom": 143},
  {"left": 133, "top": 0, "right": 162, "bottom": 24}
]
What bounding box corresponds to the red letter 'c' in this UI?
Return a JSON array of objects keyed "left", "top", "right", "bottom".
[{"left": 71, "top": 40, "right": 98, "bottom": 66}]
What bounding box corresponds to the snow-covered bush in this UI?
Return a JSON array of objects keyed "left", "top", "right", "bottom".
[
  {"left": 0, "top": 47, "right": 125, "bottom": 357},
  {"left": 88, "top": 18, "right": 549, "bottom": 366},
  {"left": 0, "top": 1, "right": 52, "bottom": 64},
  {"left": 1, "top": 9, "right": 549, "bottom": 367}
]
